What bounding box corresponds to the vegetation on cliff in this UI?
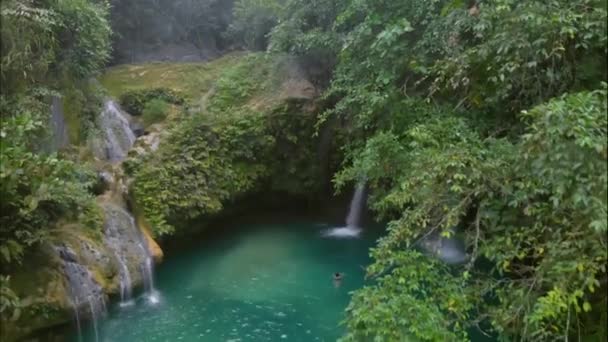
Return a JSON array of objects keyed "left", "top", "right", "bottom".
[
  {"left": 103, "top": 54, "right": 327, "bottom": 235},
  {"left": 1, "top": 0, "right": 606, "bottom": 341},
  {"left": 0, "top": 0, "right": 111, "bottom": 332}
]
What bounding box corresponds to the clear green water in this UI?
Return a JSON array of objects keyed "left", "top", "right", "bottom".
[{"left": 74, "top": 221, "right": 379, "bottom": 342}]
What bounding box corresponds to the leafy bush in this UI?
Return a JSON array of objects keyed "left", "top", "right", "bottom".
[
  {"left": 0, "top": 276, "right": 20, "bottom": 322},
  {"left": 1, "top": 0, "right": 113, "bottom": 86},
  {"left": 52, "top": 0, "right": 112, "bottom": 78},
  {"left": 141, "top": 99, "right": 169, "bottom": 125},
  {"left": 0, "top": 1, "right": 57, "bottom": 90},
  {"left": 119, "top": 88, "right": 184, "bottom": 116},
  {"left": 132, "top": 109, "right": 275, "bottom": 235}
]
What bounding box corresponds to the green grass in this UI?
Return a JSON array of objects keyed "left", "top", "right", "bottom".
[
  {"left": 99, "top": 52, "right": 248, "bottom": 101},
  {"left": 99, "top": 52, "right": 295, "bottom": 113}
]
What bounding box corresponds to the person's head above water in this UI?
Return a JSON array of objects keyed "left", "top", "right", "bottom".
[{"left": 333, "top": 272, "right": 343, "bottom": 279}]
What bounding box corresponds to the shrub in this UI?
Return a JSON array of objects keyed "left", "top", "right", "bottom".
[
  {"left": 119, "top": 88, "right": 184, "bottom": 116},
  {"left": 141, "top": 99, "right": 169, "bottom": 125}
]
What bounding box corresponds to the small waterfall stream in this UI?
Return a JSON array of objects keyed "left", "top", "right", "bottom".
[
  {"left": 102, "top": 203, "right": 159, "bottom": 304},
  {"left": 102, "top": 204, "right": 136, "bottom": 305},
  {"left": 323, "top": 183, "right": 366, "bottom": 238},
  {"left": 140, "top": 248, "right": 159, "bottom": 304},
  {"left": 345, "top": 184, "right": 366, "bottom": 228},
  {"left": 56, "top": 246, "right": 106, "bottom": 342},
  {"left": 91, "top": 100, "right": 136, "bottom": 162}
]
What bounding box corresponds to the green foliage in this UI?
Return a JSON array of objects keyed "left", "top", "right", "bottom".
[
  {"left": 0, "top": 0, "right": 112, "bottom": 88},
  {"left": 129, "top": 54, "right": 323, "bottom": 235},
  {"left": 52, "top": 0, "right": 112, "bottom": 78},
  {"left": 0, "top": 276, "right": 20, "bottom": 323},
  {"left": 0, "top": 94, "right": 102, "bottom": 265},
  {"left": 228, "top": 0, "right": 283, "bottom": 50},
  {"left": 131, "top": 110, "right": 275, "bottom": 235},
  {"left": 268, "top": 0, "right": 344, "bottom": 86},
  {"left": 205, "top": 55, "right": 267, "bottom": 112},
  {"left": 0, "top": 1, "right": 111, "bottom": 335},
  {"left": 484, "top": 88, "right": 607, "bottom": 340},
  {"left": 336, "top": 90, "right": 607, "bottom": 340},
  {"left": 119, "top": 88, "right": 185, "bottom": 116},
  {"left": 141, "top": 99, "right": 169, "bottom": 126},
  {"left": 61, "top": 79, "right": 108, "bottom": 143},
  {"left": 343, "top": 250, "right": 472, "bottom": 342},
  {"left": 0, "top": 0, "right": 58, "bottom": 90},
  {"left": 430, "top": 0, "right": 608, "bottom": 111},
  {"left": 269, "top": 0, "right": 344, "bottom": 54},
  {"left": 265, "top": 1, "right": 608, "bottom": 337}
]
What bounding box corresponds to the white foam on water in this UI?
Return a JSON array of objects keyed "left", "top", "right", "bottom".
[
  {"left": 322, "top": 183, "right": 366, "bottom": 239},
  {"left": 147, "top": 290, "right": 161, "bottom": 305},
  {"left": 321, "top": 226, "right": 362, "bottom": 239},
  {"left": 118, "top": 300, "right": 135, "bottom": 308}
]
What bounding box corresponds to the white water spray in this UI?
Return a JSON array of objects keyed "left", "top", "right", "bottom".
[{"left": 323, "top": 183, "right": 366, "bottom": 238}]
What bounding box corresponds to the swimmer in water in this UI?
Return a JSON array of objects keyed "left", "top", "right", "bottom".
[{"left": 333, "top": 272, "right": 344, "bottom": 288}]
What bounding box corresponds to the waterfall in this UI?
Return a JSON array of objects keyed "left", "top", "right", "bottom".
[
  {"left": 345, "top": 184, "right": 365, "bottom": 228},
  {"left": 56, "top": 246, "right": 106, "bottom": 342},
  {"left": 103, "top": 204, "right": 136, "bottom": 305},
  {"left": 322, "top": 183, "right": 366, "bottom": 238},
  {"left": 102, "top": 203, "right": 159, "bottom": 304},
  {"left": 91, "top": 100, "right": 136, "bottom": 162},
  {"left": 138, "top": 237, "right": 160, "bottom": 304}
]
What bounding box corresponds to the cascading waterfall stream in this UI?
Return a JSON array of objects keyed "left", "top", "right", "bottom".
[
  {"left": 55, "top": 95, "right": 162, "bottom": 342},
  {"left": 92, "top": 99, "right": 160, "bottom": 304},
  {"left": 102, "top": 204, "right": 137, "bottom": 305},
  {"left": 323, "top": 182, "right": 366, "bottom": 238},
  {"left": 138, "top": 237, "right": 160, "bottom": 304},
  {"left": 102, "top": 203, "right": 160, "bottom": 304},
  {"left": 117, "top": 261, "right": 133, "bottom": 304},
  {"left": 91, "top": 100, "right": 136, "bottom": 162},
  {"left": 56, "top": 246, "right": 106, "bottom": 342}
]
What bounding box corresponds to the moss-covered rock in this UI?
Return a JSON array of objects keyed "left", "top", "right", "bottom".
[
  {"left": 1, "top": 244, "right": 72, "bottom": 342},
  {"left": 3, "top": 204, "right": 165, "bottom": 341}
]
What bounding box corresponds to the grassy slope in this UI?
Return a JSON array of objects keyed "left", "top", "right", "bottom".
[
  {"left": 99, "top": 52, "right": 248, "bottom": 101},
  {"left": 99, "top": 52, "right": 296, "bottom": 116}
]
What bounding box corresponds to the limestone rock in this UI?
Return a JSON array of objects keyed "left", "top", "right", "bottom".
[{"left": 140, "top": 222, "right": 164, "bottom": 263}]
